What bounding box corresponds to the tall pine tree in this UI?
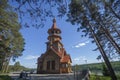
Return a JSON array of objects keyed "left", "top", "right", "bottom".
[{"left": 0, "top": 0, "right": 24, "bottom": 73}]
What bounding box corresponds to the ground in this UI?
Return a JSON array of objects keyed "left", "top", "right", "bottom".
[
  {"left": 9, "top": 73, "right": 75, "bottom": 80},
  {"left": 9, "top": 70, "right": 91, "bottom": 80}
]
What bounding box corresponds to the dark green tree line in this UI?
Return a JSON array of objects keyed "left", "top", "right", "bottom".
[{"left": 12, "top": 61, "right": 21, "bottom": 71}]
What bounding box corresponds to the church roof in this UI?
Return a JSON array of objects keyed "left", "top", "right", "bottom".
[
  {"left": 60, "top": 55, "right": 71, "bottom": 63},
  {"left": 39, "top": 46, "right": 72, "bottom": 63},
  {"left": 51, "top": 47, "right": 72, "bottom": 63},
  {"left": 51, "top": 47, "right": 62, "bottom": 57},
  {"left": 48, "top": 18, "right": 61, "bottom": 33}
]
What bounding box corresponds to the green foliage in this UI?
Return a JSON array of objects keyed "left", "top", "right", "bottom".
[
  {"left": 0, "top": 0, "right": 24, "bottom": 73},
  {"left": 67, "top": 1, "right": 120, "bottom": 77},
  {"left": 90, "top": 75, "right": 111, "bottom": 80},
  {"left": 9, "top": 0, "right": 67, "bottom": 28},
  {"left": 10, "top": 0, "right": 120, "bottom": 28},
  {"left": 72, "top": 61, "right": 120, "bottom": 74},
  {"left": 102, "top": 63, "right": 110, "bottom": 76},
  {"left": 12, "top": 61, "right": 21, "bottom": 71},
  {"left": 117, "top": 75, "right": 120, "bottom": 80},
  {"left": 8, "top": 65, "right": 31, "bottom": 72},
  {"left": 0, "top": 75, "right": 12, "bottom": 80},
  {"left": 67, "top": 0, "right": 120, "bottom": 56},
  {"left": 8, "top": 62, "right": 34, "bottom": 72}
]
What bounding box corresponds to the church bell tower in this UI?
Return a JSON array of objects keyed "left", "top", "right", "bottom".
[{"left": 46, "top": 18, "right": 63, "bottom": 52}]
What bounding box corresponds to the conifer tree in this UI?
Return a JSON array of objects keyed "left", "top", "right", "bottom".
[{"left": 0, "top": 0, "right": 24, "bottom": 73}]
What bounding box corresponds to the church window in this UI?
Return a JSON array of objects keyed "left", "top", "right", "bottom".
[
  {"left": 55, "top": 31, "right": 58, "bottom": 33},
  {"left": 57, "top": 31, "right": 59, "bottom": 33},
  {"left": 47, "top": 61, "right": 50, "bottom": 70},
  {"left": 40, "top": 65, "right": 42, "bottom": 69},
  {"left": 52, "top": 60, "right": 55, "bottom": 70},
  {"left": 66, "top": 64, "right": 68, "bottom": 67},
  {"left": 51, "top": 31, "right": 54, "bottom": 34},
  {"left": 58, "top": 46, "right": 61, "bottom": 52},
  {"left": 58, "top": 47, "right": 60, "bottom": 51},
  {"left": 62, "top": 64, "right": 66, "bottom": 68}
]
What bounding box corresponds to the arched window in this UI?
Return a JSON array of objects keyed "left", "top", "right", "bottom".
[
  {"left": 55, "top": 30, "right": 57, "bottom": 33},
  {"left": 47, "top": 61, "right": 50, "bottom": 70},
  {"left": 52, "top": 60, "right": 55, "bottom": 70},
  {"left": 51, "top": 31, "right": 54, "bottom": 34}
]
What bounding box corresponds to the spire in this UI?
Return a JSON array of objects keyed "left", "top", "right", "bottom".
[
  {"left": 53, "top": 18, "right": 56, "bottom": 23},
  {"left": 52, "top": 18, "right": 57, "bottom": 29},
  {"left": 48, "top": 18, "right": 61, "bottom": 34}
]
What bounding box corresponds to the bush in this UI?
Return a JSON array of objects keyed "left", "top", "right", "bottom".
[
  {"left": 117, "top": 75, "right": 120, "bottom": 80},
  {"left": 90, "top": 75, "right": 111, "bottom": 80},
  {"left": 0, "top": 75, "right": 13, "bottom": 80},
  {"left": 102, "top": 64, "right": 110, "bottom": 76}
]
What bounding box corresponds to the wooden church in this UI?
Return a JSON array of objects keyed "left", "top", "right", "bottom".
[{"left": 37, "top": 18, "right": 72, "bottom": 74}]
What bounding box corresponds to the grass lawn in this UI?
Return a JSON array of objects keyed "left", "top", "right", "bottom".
[
  {"left": 90, "top": 75, "right": 120, "bottom": 80},
  {"left": 117, "top": 75, "right": 120, "bottom": 80},
  {"left": 90, "top": 75, "right": 111, "bottom": 80},
  {"left": 0, "top": 75, "right": 13, "bottom": 80}
]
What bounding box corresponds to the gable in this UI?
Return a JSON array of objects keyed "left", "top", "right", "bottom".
[
  {"left": 60, "top": 55, "right": 72, "bottom": 63},
  {"left": 44, "top": 48, "right": 61, "bottom": 59}
]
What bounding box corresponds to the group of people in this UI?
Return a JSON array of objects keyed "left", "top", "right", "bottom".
[{"left": 19, "top": 71, "right": 28, "bottom": 78}]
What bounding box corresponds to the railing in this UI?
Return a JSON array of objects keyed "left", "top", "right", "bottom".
[{"left": 74, "top": 69, "right": 90, "bottom": 80}]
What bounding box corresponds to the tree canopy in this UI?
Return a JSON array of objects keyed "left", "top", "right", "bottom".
[
  {"left": 0, "top": 0, "right": 24, "bottom": 73},
  {"left": 9, "top": 0, "right": 120, "bottom": 59},
  {"left": 9, "top": 0, "right": 68, "bottom": 28}
]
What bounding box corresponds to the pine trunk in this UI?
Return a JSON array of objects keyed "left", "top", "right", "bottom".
[
  {"left": 101, "top": 27, "right": 120, "bottom": 54},
  {"left": 5, "top": 57, "right": 11, "bottom": 73},
  {"left": 89, "top": 23, "right": 117, "bottom": 80}
]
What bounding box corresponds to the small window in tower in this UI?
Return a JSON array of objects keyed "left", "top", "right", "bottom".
[
  {"left": 51, "top": 31, "right": 54, "bottom": 34},
  {"left": 58, "top": 46, "right": 61, "bottom": 52},
  {"left": 58, "top": 47, "right": 60, "bottom": 52},
  {"left": 57, "top": 31, "right": 59, "bottom": 34},
  {"left": 55, "top": 31, "right": 58, "bottom": 33}
]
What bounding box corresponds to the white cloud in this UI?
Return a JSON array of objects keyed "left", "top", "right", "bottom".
[
  {"left": 73, "top": 58, "right": 80, "bottom": 61},
  {"left": 74, "top": 41, "right": 90, "bottom": 48},
  {"left": 73, "top": 56, "right": 87, "bottom": 61},
  {"left": 85, "top": 41, "right": 89, "bottom": 44},
  {"left": 72, "top": 56, "right": 87, "bottom": 65},
  {"left": 25, "top": 55, "right": 39, "bottom": 60}
]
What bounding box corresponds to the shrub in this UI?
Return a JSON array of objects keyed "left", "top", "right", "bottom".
[
  {"left": 90, "top": 75, "right": 111, "bottom": 80},
  {"left": 102, "top": 64, "right": 110, "bottom": 76},
  {"left": 0, "top": 75, "right": 12, "bottom": 80}
]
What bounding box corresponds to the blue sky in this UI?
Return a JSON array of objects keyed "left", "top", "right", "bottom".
[{"left": 10, "top": 16, "right": 101, "bottom": 68}]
